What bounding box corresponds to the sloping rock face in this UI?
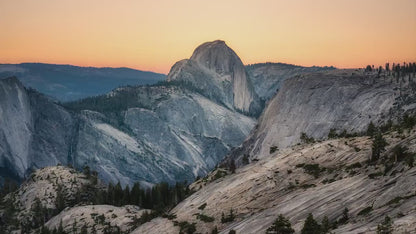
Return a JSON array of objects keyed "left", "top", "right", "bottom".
[
  {"left": 0, "top": 41, "right": 262, "bottom": 186},
  {"left": 136, "top": 129, "right": 416, "bottom": 233},
  {"left": 45, "top": 205, "right": 148, "bottom": 234},
  {"left": 73, "top": 86, "right": 254, "bottom": 186},
  {"left": 0, "top": 77, "right": 32, "bottom": 179},
  {"left": 246, "top": 62, "right": 335, "bottom": 101},
  {"left": 0, "top": 71, "right": 255, "bottom": 186},
  {"left": 232, "top": 70, "right": 416, "bottom": 161},
  {"left": 0, "top": 166, "right": 98, "bottom": 232},
  {"left": 0, "top": 77, "right": 75, "bottom": 180},
  {"left": 167, "top": 40, "right": 262, "bottom": 116}
]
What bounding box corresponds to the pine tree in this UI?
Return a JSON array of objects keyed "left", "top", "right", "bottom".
[
  {"left": 366, "top": 122, "right": 376, "bottom": 137},
  {"left": 122, "top": 185, "right": 130, "bottom": 205},
  {"left": 211, "top": 226, "right": 218, "bottom": 234},
  {"left": 57, "top": 220, "right": 64, "bottom": 234},
  {"left": 242, "top": 154, "right": 249, "bottom": 165},
  {"left": 229, "top": 159, "right": 236, "bottom": 174},
  {"left": 266, "top": 214, "right": 295, "bottom": 234},
  {"left": 371, "top": 132, "right": 388, "bottom": 161},
  {"left": 377, "top": 216, "right": 392, "bottom": 234},
  {"left": 301, "top": 213, "right": 321, "bottom": 234},
  {"left": 80, "top": 224, "right": 88, "bottom": 234},
  {"left": 40, "top": 225, "right": 51, "bottom": 234},
  {"left": 130, "top": 182, "right": 142, "bottom": 206},
  {"left": 55, "top": 184, "right": 65, "bottom": 212},
  {"left": 211, "top": 226, "right": 219, "bottom": 234},
  {"left": 31, "top": 197, "right": 44, "bottom": 227},
  {"left": 338, "top": 208, "right": 349, "bottom": 224},
  {"left": 114, "top": 182, "right": 123, "bottom": 206},
  {"left": 83, "top": 165, "right": 91, "bottom": 178},
  {"left": 321, "top": 216, "right": 330, "bottom": 233}
]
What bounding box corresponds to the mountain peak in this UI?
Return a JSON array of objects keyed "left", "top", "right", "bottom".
[
  {"left": 190, "top": 40, "right": 242, "bottom": 74},
  {"left": 167, "top": 40, "right": 261, "bottom": 115}
]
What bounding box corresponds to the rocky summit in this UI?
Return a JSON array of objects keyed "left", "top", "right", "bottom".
[{"left": 168, "top": 40, "right": 262, "bottom": 116}]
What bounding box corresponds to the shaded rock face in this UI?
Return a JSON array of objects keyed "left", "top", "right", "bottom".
[
  {"left": 0, "top": 75, "right": 255, "bottom": 186},
  {"left": 231, "top": 70, "right": 414, "bottom": 161},
  {"left": 74, "top": 86, "right": 254, "bottom": 186},
  {"left": 167, "top": 40, "right": 262, "bottom": 116},
  {"left": 0, "top": 77, "right": 74, "bottom": 180},
  {"left": 0, "top": 77, "right": 32, "bottom": 179},
  {"left": 246, "top": 62, "right": 335, "bottom": 101}
]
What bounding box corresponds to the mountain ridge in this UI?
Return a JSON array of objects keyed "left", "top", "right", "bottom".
[{"left": 0, "top": 63, "right": 166, "bottom": 101}]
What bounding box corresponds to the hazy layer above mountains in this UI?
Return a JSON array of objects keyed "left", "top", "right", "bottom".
[{"left": 0, "top": 63, "right": 166, "bottom": 101}]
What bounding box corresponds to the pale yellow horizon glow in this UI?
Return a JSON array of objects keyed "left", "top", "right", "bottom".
[{"left": 0, "top": 0, "right": 415, "bottom": 74}]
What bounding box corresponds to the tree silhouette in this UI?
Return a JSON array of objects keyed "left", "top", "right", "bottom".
[
  {"left": 371, "top": 132, "right": 387, "bottom": 162},
  {"left": 301, "top": 213, "right": 321, "bottom": 234},
  {"left": 266, "top": 214, "right": 295, "bottom": 234},
  {"left": 377, "top": 216, "right": 392, "bottom": 234}
]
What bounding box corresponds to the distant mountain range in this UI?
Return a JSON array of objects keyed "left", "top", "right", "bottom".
[{"left": 0, "top": 63, "right": 166, "bottom": 101}]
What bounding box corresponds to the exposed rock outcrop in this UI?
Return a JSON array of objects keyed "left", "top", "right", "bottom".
[
  {"left": 167, "top": 40, "right": 262, "bottom": 116},
  {"left": 45, "top": 205, "right": 148, "bottom": 233},
  {"left": 135, "top": 128, "right": 416, "bottom": 233},
  {"left": 246, "top": 62, "right": 335, "bottom": 101},
  {"left": 230, "top": 70, "right": 416, "bottom": 162},
  {"left": 0, "top": 62, "right": 256, "bottom": 186},
  {"left": 73, "top": 86, "right": 255, "bottom": 185},
  {"left": 0, "top": 77, "right": 75, "bottom": 180}
]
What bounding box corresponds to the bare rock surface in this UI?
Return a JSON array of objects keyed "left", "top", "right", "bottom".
[
  {"left": 246, "top": 62, "right": 335, "bottom": 101},
  {"left": 131, "top": 217, "right": 179, "bottom": 234},
  {"left": 144, "top": 129, "right": 416, "bottom": 233},
  {"left": 45, "top": 205, "right": 148, "bottom": 233},
  {"left": 231, "top": 70, "right": 416, "bottom": 162},
  {"left": 167, "top": 40, "right": 262, "bottom": 115}
]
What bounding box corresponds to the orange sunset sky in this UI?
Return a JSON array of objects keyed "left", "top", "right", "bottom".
[{"left": 1, "top": 0, "right": 415, "bottom": 74}]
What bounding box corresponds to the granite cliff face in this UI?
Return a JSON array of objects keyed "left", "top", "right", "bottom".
[
  {"left": 132, "top": 128, "right": 416, "bottom": 233},
  {"left": 0, "top": 77, "right": 75, "bottom": 180},
  {"left": 167, "top": 40, "right": 262, "bottom": 116},
  {"left": 72, "top": 85, "right": 254, "bottom": 186},
  {"left": 0, "top": 40, "right": 263, "bottom": 186},
  {"left": 229, "top": 69, "right": 416, "bottom": 162},
  {"left": 246, "top": 62, "right": 335, "bottom": 101}
]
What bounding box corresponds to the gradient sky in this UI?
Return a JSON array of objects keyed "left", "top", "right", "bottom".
[{"left": 1, "top": 0, "right": 415, "bottom": 74}]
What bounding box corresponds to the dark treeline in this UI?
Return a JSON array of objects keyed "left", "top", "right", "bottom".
[
  {"left": 63, "top": 80, "right": 204, "bottom": 114},
  {"left": 0, "top": 178, "right": 19, "bottom": 200},
  {"left": 93, "top": 181, "right": 191, "bottom": 211},
  {"left": 79, "top": 166, "right": 193, "bottom": 211},
  {"left": 63, "top": 88, "right": 149, "bottom": 114},
  {"left": 0, "top": 165, "right": 193, "bottom": 233},
  {"left": 365, "top": 61, "right": 416, "bottom": 81}
]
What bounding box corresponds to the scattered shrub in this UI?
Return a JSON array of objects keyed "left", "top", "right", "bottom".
[
  {"left": 198, "top": 203, "right": 207, "bottom": 210},
  {"left": 357, "top": 206, "right": 373, "bottom": 216},
  {"left": 221, "top": 209, "right": 236, "bottom": 223},
  {"left": 197, "top": 213, "right": 215, "bottom": 223}
]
